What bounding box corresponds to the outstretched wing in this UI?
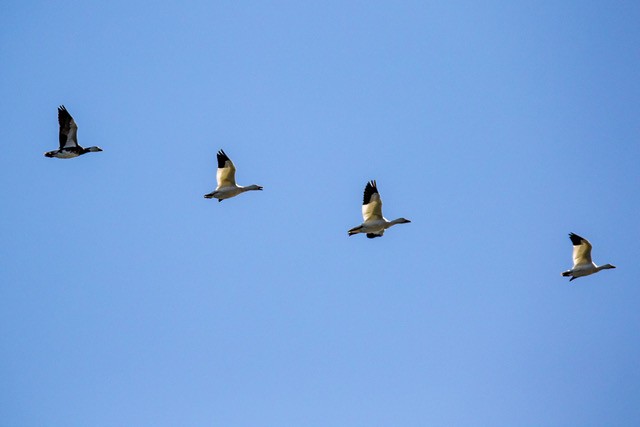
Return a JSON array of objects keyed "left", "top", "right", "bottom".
[
  {"left": 362, "top": 180, "right": 383, "bottom": 222},
  {"left": 58, "top": 105, "right": 78, "bottom": 149},
  {"left": 216, "top": 149, "right": 237, "bottom": 188},
  {"left": 569, "top": 232, "right": 593, "bottom": 267}
]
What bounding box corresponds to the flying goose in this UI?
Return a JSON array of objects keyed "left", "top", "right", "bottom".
[
  {"left": 561, "top": 233, "right": 616, "bottom": 281},
  {"left": 44, "top": 106, "right": 103, "bottom": 158},
  {"left": 348, "top": 180, "right": 410, "bottom": 238},
  {"left": 204, "top": 149, "right": 263, "bottom": 202}
]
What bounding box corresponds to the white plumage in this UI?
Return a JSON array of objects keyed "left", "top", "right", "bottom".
[
  {"left": 348, "top": 180, "right": 410, "bottom": 238},
  {"left": 204, "top": 150, "right": 263, "bottom": 202},
  {"left": 561, "top": 233, "right": 616, "bottom": 281}
]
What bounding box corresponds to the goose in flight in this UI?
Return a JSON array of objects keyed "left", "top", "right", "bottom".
[
  {"left": 44, "top": 106, "right": 103, "bottom": 158},
  {"left": 561, "top": 233, "right": 616, "bottom": 281},
  {"left": 204, "top": 149, "right": 263, "bottom": 202},
  {"left": 348, "top": 180, "right": 410, "bottom": 238}
]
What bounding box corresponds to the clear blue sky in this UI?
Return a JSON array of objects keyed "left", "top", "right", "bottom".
[{"left": 1, "top": 1, "right": 639, "bottom": 426}]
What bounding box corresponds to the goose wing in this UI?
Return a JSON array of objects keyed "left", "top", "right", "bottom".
[
  {"left": 58, "top": 105, "right": 78, "bottom": 149},
  {"left": 362, "top": 180, "right": 383, "bottom": 222},
  {"left": 216, "top": 150, "right": 237, "bottom": 187},
  {"left": 569, "top": 233, "right": 593, "bottom": 267}
]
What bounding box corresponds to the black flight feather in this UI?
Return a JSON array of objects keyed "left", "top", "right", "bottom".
[
  {"left": 217, "top": 150, "right": 231, "bottom": 168},
  {"left": 568, "top": 233, "right": 584, "bottom": 246},
  {"left": 362, "top": 180, "right": 378, "bottom": 205},
  {"left": 57, "top": 105, "right": 73, "bottom": 149}
]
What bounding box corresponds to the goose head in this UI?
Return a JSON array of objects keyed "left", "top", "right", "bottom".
[{"left": 392, "top": 217, "right": 411, "bottom": 225}]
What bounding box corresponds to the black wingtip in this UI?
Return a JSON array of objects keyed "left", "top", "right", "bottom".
[
  {"left": 216, "top": 149, "right": 230, "bottom": 168},
  {"left": 362, "top": 180, "right": 379, "bottom": 205},
  {"left": 568, "top": 232, "right": 584, "bottom": 246},
  {"left": 57, "top": 105, "right": 72, "bottom": 121}
]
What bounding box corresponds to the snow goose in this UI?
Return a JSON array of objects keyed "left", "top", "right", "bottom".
[
  {"left": 44, "top": 106, "right": 103, "bottom": 158},
  {"left": 561, "top": 233, "right": 616, "bottom": 281},
  {"left": 204, "top": 149, "right": 263, "bottom": 202},
  {"left": 348, "top": 180, "right": 410, "bottom": 238}
]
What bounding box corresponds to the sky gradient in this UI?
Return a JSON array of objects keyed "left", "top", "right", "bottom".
[{"left": 1, "top": 1, "right": 639, "bottom": 426}]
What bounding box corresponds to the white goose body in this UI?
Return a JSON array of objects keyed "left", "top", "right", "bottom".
[
  {"left": 44, "top": 106, "right": 103, "bottom": 159},
  {"left": 204, "top": 150, "right": 263, "bottom": 202},
  {"left": 348, "top": 180, "right": 410, "bottom": 238},
  {"left": 561, "top": 233, "right": 616, "bottom": 281}
]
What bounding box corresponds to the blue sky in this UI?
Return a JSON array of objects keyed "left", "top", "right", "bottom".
[{"left": 1, "top": 1, "right": 639, "bottom": 425}]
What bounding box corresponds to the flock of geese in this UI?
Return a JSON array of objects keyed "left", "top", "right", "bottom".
[{"left": 44, "top": 106, "right": 617, "bottom": 282}]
